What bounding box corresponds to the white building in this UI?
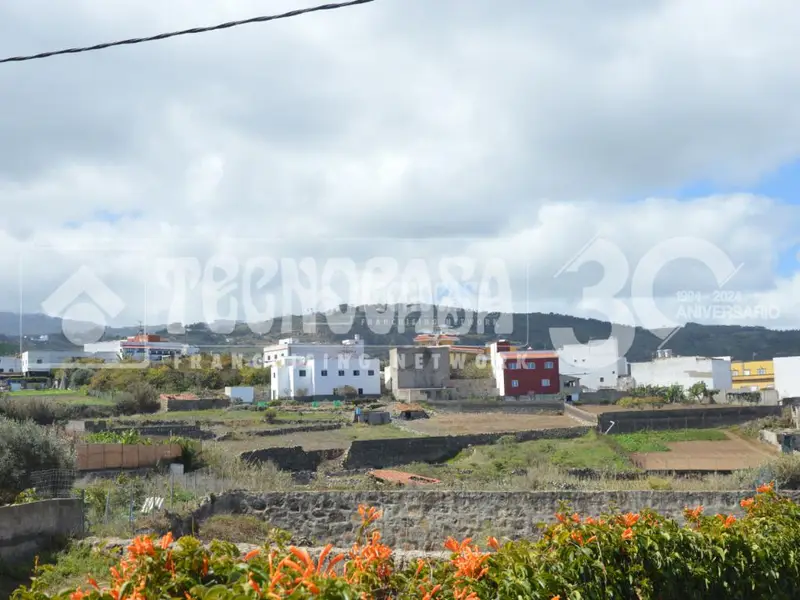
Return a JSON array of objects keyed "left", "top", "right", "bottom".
[
  {"left": 773, "top": 357, "right": 800, "bottom": 399},
  {"left": 84, "top": 334, "right": 199, "bottom": 363},
  {"left": 224, "top": 386, "right": 255, "bottom": 404},
  {"left": 0, "top": 356, "right": 21, "bottom": 375},
  {"left": 556, "top": 337, "right": 627, "bottom": 391},
  {"left": 21, "top": 351, "right": 88, "bottom": 374},
  {"left": 629, "top": 351, "right": 733, "bottom": 390},
  {"left": 265, "top": 336, "right": 380, "bottom": 400}
]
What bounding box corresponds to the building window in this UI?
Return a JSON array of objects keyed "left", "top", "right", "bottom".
[
  {"left": 757, "top": 368, "right": 766, "bottom": 375},
  {"left": 0, "top": 369, "right": 4, "bottom": 373},
  {"left": 353, "top": 370, "right": 360, "bottom": 376},
  {"left": 299, "top": 369, "right": 306, "bottom": 377},
  {"left": 599, "top": 377, "right": 604, "bottom": 383},
  {"left": 511, "top": 380, "right": 519, "bottom": 388},
  {"left": 368, "top": 370, "right": 375, "bottom": 376},
  {"left": 321, "top": 370, "right": 328, "bottom": 376},
  {"left": 544, "top": 361, "right": 554, "bottom": 369},
  {"left": 526, "top": 361, "right": 535, "bottom": 369},
  {"left": 338, "top": 370, "right": 345, "bottom": 376},
  {"left": 358, "top": 388, "right": 363, "bottom": 395},
  {"left": 732, "top": 370, "right": 739, "bottom": 376},
  {"left": 542, "top": 378, "right": 551, "bottom": 386},
  {"left": 744, "top": 369, "right": 751, "bottom": 376},
  {"left": 36, "top": 359, "right": 42, "bottom": 364}
]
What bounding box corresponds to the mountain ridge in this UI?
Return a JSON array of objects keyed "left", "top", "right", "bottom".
[{"left": 0, "top": 306, "right": 798, "bottom": 362}]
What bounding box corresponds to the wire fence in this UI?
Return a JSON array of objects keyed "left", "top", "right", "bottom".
[{"left": 29, "top": 467, "right": 263, "bottom": 537}]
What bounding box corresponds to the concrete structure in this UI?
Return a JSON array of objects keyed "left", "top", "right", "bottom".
[
  {"left": 0, "top": 355, "right": 20, "bottom": 375},
  {"left": 21, "top": 350, "right": 88, "bottom": 374},
  {"left": 772, "top": 356, "right": 800, "bottom": 399},
  {"left": 355, "top": 410, "right": 391, "bottom": 425},
  {"left": 0, "top": 499, "right": 84, "bottom": 561},
  {"left": 159, "top": 393, "right": 230, "bottom": 412},
  {"left": 224, "top": 386, "right": 255, "bottom": 404},
  {"left": 629, "top": 353, "right": 733, "bottom": 390},
  {"left": 267, "top": 336, "right": 380, "bottom": 400},
  {"left": 556, "top": 337, "right": 626, "bottom": 391},
  {"left": 388, "top": 346, "right": 450, "bottom": 394},
  {"left": 84, "top": 333, "right": 199, "bottom": 363},
  {"left": 561, "top": 374, "right": 581, "bottom": 401},
  {"left": 488, "top": 341, "right": 559, "bottom": 397},
  {"left": 731, "top": 359, "right": 774, "bottom": 391}
]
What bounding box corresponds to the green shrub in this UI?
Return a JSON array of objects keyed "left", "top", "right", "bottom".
[
  {"left": 263, "top": 408, "right": 278, "bottom": 424},
  {"left": 0, "top": 417, "right": 74, "bottom": 504},
  {"left": 0, "top": 396, "right": 62, "bottom": 425},
  {"left": 114, "top": 382, "right": 160, "bottom": 416}
]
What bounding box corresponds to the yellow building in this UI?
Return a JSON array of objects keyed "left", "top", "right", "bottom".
[{"left": 730, "top": 360, "right": 774, "bottom": 391}]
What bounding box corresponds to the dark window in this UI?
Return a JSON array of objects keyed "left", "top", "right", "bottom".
[
  {"left": 358, "top": 388, "right": 364, "bottom": 395},
  {"left": 526, "top": 361, "right": 535, "bottom": 369},
  {"left": 353, "top": 370, "right": 360, "bottom": 376},
  {"left": 368, "top": 370, "right": 375, "bottom": 376},
  {"left": 299, "top": 369, "right": 306, "bottom": 377},
  {"left": 321, "top": 370, "right": 328, "bottom": 376},
  {"left": 599, "top": 377, "right": 604, "bottom": 383},
  {"left": 338, "top": 370, "right": 345, "bottom": 376}
]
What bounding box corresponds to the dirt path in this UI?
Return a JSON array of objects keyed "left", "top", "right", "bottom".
[{"left": 724, "top": 429, "right": 779, "bottom": 458}]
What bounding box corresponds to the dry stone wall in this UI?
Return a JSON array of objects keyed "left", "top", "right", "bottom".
[{"left": 180, "top": 490, "right": 800, "bottom": 551}]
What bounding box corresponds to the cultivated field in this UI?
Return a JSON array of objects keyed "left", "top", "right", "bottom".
[{"left": 400, "top": 412, "right": 578, "bottom": 436}]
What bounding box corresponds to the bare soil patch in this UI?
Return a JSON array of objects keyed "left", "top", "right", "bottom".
[
  {"left": 401, "top": 413, "right": 578, "bottom": 436},
  {"left": 630, "top": 432, "right": 778, "bottom": 471}
]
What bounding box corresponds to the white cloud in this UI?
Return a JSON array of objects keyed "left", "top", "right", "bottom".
[{"left": 0, "top": 0, "right": 799, "bottom": 337}]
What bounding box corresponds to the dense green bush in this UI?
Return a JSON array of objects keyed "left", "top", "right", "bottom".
[
  {"left": 114, "top": 382, "right": 160, "bottom": 416},
  {"left": 0, "top": 395, "right": 62, "bottom": 425},
  {"left": 0, "top": 417, "right": 74, "bottom": 503}
]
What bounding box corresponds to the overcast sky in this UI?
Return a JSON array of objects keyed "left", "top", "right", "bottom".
[{"left": 1, "top": 0, "right": 799, "bottom": 339}]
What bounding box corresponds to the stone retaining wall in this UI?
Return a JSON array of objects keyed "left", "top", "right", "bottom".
[
  {"left": 425, "top": 400, "right": 563, "bottom": 414},
  {"left": 342, "top": 427, "right": 591, "bottom": 469},
  {"left": 177, "top": 490, "right": 800, "bottom": 550},
  {"left": 241, "top": 447, "right": 346, "bottom": 472},
  {"left": 598, "top": 404, "right": 782, "bottom": 434}
]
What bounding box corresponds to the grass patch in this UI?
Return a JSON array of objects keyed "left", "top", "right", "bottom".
[
  {"left": 198, "top": 515, "right": 273, "bottom": 544},
  {"left": 7, "top": 390, "right": 114, "bottom": 407},
  {"left": 121, "top": 409, "right": 346, "bottom": 423},
  {"left": 400, "top": 432, "right": 633, "bottom": 485},
  {"left": 12, "top": 543, "right": 117, "bottom": 595},
  {"left": 613, "top": 429, "right": 728, "bottom": 453}
]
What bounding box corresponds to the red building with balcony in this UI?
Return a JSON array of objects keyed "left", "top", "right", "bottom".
[{"left": 494, "top": 349, "right": 560, "bottom": 396}]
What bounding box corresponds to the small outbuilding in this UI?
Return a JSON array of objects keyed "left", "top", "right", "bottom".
[{"left": 394, "top": 403, "right": 429, "bottom": 420}]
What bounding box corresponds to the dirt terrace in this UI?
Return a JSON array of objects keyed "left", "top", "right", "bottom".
[
  {"left": 401, "top": 413, "right": 578, "bottom": 436},
  {"left": 630, "top": 433, "right": 779, "bottom": 471}
]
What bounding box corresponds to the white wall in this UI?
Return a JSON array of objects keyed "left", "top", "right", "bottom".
[
  {"left": 630, "top": 356, "right": 732, "bottom": 390},
  {"left": 0, "top": 356, "right": 21, "bottom": 374},
  {"left": 224, "top": 386, "right": 255, "bottom": 404},
  {"left": 21, "top": 351, "right": 87, "bottom": 373},
  {"left": 557, "top": 338, "right": 622, "bottom": 390},
  {"left": 773, "top": 356, "right": 800, "bottom": 399},
  {"left": 271, "top": 356, "right": 380, "bottom": 399}
]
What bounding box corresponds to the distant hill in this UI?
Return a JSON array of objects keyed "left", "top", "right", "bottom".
[{"left": 0, "top": 306, "right": 798, "bottom": 362}]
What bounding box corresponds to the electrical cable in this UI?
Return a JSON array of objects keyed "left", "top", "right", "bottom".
[{"left": 0, "top": 0, "right": 375, "bottom": 64}]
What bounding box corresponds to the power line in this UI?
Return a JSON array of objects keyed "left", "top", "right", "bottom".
[{"left": 0, "top": 0, "right": 375, "bottom": 65}]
